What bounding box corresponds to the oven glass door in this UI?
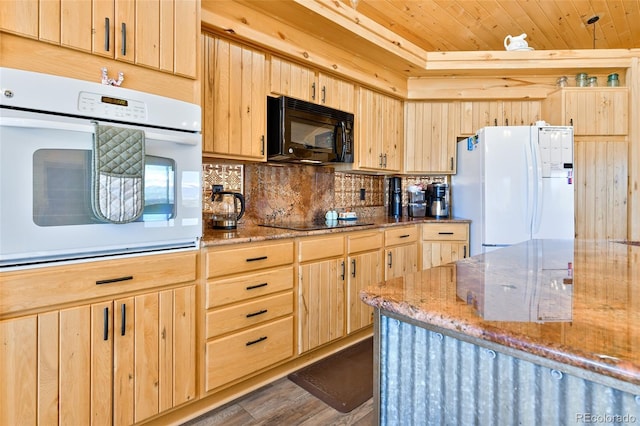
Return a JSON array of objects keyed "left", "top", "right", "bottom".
[{"left": 0, "top": 109, "right": 202, "bottom": 268}]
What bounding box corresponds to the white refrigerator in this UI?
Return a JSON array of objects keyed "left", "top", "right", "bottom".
[{"left": 452, "top": 126, "right": 574, "bottom": 256}]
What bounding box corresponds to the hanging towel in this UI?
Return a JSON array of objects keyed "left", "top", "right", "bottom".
[{"left": 92, "top": 123, "right": 145, "bottom": 223}]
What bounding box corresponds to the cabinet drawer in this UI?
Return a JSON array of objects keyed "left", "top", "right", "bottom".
[
  {"left": 384, "top": 226, "right": 418, "bottom": 246},
  {"left": 206, "top": 240, "right": 294, "bottom": 278},
  {"left": 422, "top": 223, "right": 468, "bottom": 241},
  {"left": 298, "top": 235, "right": 344, "bottom": 262},
  {"left": 206, "top": 292, "right": 293, "bottom": 338},
  {"left": 206, "top": 266, "right": 293, "bottom": 309},
  {"left": 0, "top": 251, "right": 197, "bottom": 317},
  {"left": 347, "top": 230, "right": 383, "bottom": 254},
  {"left": 205, "top": 316, "right": 294, "bottom": 391}
]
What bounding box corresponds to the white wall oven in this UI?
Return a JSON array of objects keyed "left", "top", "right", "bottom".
[{"left": 0, "top": 68, "right": 202, "bottom": 269}]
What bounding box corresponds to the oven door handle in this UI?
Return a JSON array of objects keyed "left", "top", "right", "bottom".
[{"left": 0, "top": 117, "right": 200, "bottom": 146}]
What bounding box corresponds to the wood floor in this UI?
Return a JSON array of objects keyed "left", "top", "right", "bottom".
[{"left": 181, "top": 377, "right": 374, "bottom": 426}]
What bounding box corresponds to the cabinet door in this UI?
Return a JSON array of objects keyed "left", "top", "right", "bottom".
[
  {"left": 202, "top": 34, "right": 266, "bottom": 160},
  {"left": 298, "top": 259, "right": 345, "bottom": 353},
  {"left": 270, "top": 56, "right": 315, "bottom": 102},
  {"left": 501, "top": 101, "right": 541, "bottom": 126},
  {"left": 114, "top": 0, "right": 135, "bottom": 64},
  {"left": 385, "top": 244, "right": 418, "bottom": 280},
  {"left": 0, "top": 0, "right": 38, "bottom": 38},
  {"left": 60, "top": 0, "right": 93, "bottom": 52},
  {"left": 405, "top": 101, "right": 457, "bottom": 174},
  {"left": 565, "top": 89, "right": 629, "bottom": 136},
  {"left": 347, "top": 250, "right": 381, "bottom": 334},
  {"left": 357, "top": 87, "right": 403, "bottom": 172},
  {"left": 422, "top": 242, "right": 468, "bottom": 269},
  {"left": 318, "top": 72, "right": 355, "bottom": 112},
  {"left": 93, "top": 0, "right": 115, "bottom": 58}
]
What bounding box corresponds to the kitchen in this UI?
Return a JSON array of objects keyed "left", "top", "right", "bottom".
[{"left": 1, "top": 0, "right": 639, "bottom": 425}]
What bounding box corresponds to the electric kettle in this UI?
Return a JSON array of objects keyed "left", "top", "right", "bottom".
[{"left": 210, "top": 185, "right": 245, "bottom": 230}]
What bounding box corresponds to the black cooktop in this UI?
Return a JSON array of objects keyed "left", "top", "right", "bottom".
[{"left": 259, "top": 220, "right": 374, "bottom": 231}]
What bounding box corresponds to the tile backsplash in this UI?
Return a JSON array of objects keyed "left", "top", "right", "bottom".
[{"left": 202, "top": 161, "right": 446, "bottom": 224}]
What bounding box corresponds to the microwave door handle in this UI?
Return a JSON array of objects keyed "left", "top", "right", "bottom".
[
  {"left": 0, "top": 117, "right": 200, "bottom": 146},
  {"left": 340, "top": 121, "right": 347, "bottom": 158}
]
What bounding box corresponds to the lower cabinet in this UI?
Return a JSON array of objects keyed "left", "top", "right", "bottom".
[
  {"left": 203, "top": 240, "right": 295, "bottom": 392},
  {"left": 421, "top": 222, "right": 470, "bottom": 269},
  {"left": 384, "top": 225, "right": 419, "bottom": 279},
  {"left": 0, "top": 251, "right": 198, "bottom": 426}
]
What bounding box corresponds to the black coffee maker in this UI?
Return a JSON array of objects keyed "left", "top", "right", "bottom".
[{"left": 388, "top": 177, "right": 402, "bottom": 217}]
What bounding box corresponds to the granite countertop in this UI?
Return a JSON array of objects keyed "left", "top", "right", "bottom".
[
  {"left": 201, "top": 216, "right": 470, "bottom": 247},
  {"left": 361, "top": 239, "right": 640, "bottom": 386}
]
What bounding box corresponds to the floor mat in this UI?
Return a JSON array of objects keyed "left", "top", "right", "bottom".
[{"left": 288, "top": 337, "right": 373, "bottom": 413}]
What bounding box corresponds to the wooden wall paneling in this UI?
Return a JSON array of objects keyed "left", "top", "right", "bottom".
[{"left": 574, "top": 139, "right": 628, "bottom": 240}]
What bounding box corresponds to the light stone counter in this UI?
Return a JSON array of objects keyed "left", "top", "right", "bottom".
[{"left": 361, "top": 239, "right": 640, "bottom": 424}]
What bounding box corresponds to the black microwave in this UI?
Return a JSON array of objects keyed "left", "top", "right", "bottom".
[{"left": 266, "top": 96, "right": 354, "bottom": 164}]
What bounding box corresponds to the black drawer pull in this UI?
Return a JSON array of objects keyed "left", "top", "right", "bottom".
[
  {"left": 246, "top": 282, "right": 268, "bottom": 290},
  {"left": 399, "top": 234, "right": 410, "bottom": 238},
  {"left": 121, "top": 303, "right": 126, "bottom": 336},
  {"left": 246, "top": 256, "right": 267, "bottom": 262},
  {"left": 96, "top": 276, "right": 133, "bottom": 285},
  {"left": 246, "top": 309, "right": 268, "bottom": 318},
  {"left": 103, "top": 307, "right": 109, "bottom": 341},
  {"left": 438, "top": 232, "right": 454, "bottom": 235},
  {"left": 246, "top": 336, "right": 268, "bottom": 346}
]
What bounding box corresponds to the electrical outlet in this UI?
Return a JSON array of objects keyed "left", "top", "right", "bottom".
[{"left": 360, "top": 188, "right": 366, "bottom": 200}]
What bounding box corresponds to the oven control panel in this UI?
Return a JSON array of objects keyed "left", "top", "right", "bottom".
[{"left": 78, "top": 91, "right": 148, "bottom": 121}]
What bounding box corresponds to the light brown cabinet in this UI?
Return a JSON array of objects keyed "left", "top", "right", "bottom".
[
  {"left": 0, "top": 0, "right": 198, "bottom": 78},
  {"left": 0, "top": 252, "right": 197, "bottom": 426},
  {"left": 384, "top": 226, "right": 419, "bottom": 279},
  {"left": 421, "top": 222, "right": 469, "bottom": 269},
  {"left": 404, "top": 101, "right": 459, "bottom": 174},
  {"left": 201, "top": 34, "right": 267, "bottom": 160},
  {"left": 203, "top": 240, "right": 294, "bottom": 391},
  {"left": 356, "top": 87, "right": 404, "bottom": 172},
  {"left": 459, "top": 100, "right": 542, "bottom": 135},
  {"left": 542, "top": 88, "right": 629, "bottom": 136},
  {"left": 270, "top": 56, "right": 355, "bottom": 112},
  {"left": 346, "top": 231, "right": 383, "bottom": 334}
]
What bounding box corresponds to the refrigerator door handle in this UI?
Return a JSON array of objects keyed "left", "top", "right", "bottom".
[{"left": 530, "top": 137, "right": 544, "bottom": 234}]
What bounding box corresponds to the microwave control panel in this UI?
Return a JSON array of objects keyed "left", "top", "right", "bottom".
[{"left": 78, "top": 91, "right": 148, "bottom": 121}]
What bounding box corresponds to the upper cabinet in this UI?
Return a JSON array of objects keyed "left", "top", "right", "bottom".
[
  {"left": 404, "top": 101, "right": 459, "bottom": 174},
  {"left": 542, "top": 88, "right": 629, "bottom": 136},
  {"left": 0, "top": 0, "right": 198, "bottom": 78},
  {"left": 201, "top": 34, "right": 267, "bottom": 161},
  {"left": 355, "top": 87, "right": 404, "bottom": 172},
  {"left": 459, "top": 100, "right": 542, "bottom": 135},
  {"left": 270, "top": 56, "right": 355, "bottom": 113}
]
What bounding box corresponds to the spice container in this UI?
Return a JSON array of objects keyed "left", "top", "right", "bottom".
[
  {"left": 588, "top": 76, "right": 598, "bottom": 87},
  {"left": 575, "top": 72, "right": 588, "bottom": 87},
  {"left": 607, "top": 73, "right": 619, "bottom": 87},
  {"left": 556, "top": 76, "right": 568, "bottom": 88}
]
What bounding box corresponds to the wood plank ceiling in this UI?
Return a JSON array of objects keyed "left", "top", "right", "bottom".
[{"left": 342, "top": 0, "right": 640, "bottom": 51}]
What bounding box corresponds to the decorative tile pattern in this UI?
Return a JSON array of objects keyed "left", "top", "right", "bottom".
[{"left": 202, "top": 164, "right": 243, "bottom": 211}]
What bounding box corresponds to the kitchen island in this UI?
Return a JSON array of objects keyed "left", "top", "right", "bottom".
[{"left": 361, "top": 239, "right": 640, "bottom": 425}]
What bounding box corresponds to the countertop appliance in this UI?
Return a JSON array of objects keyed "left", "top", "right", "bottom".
[
  {"left": 266, "top": 96, "right": 354, "bottom": 164},
  {"left": 210, "top": 185, "right": 245, "bottom": 230},
  {"left": 0, "top": 67, "right": 202, "bottom": 269},
  {"left": 407, "top": 187, "right": 427, "bottom": 217},
  {"left": 426, "top": 183, "right": 449, "bottom": 218},
  {"left": 452, "top": 125, "right": 574, "bottom": 256},
  {"left": 388, "top": 177, "right": 402, "bottom": 217}
]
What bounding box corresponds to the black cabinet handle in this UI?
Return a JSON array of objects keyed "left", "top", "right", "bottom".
[
  {"left": 246, "top": 282, "right": 268, "bottom": 290},
  {"left": 341, "top": 261, "right": 345, "bottom": 280},
  {"left": 494, "top": 118, "right": 498, "bottom": 126},
  {"left": 399, "top": 234, "right": 410, "bottom": 238},
  {"left": 96, "top": 276, "right": 133, "bottom": 285},
  {"left": 312, "top": 82, "right": 316, "bottom": 100},
  {"left": 570, "top": 118, "right": 574, "bottom": 127},
  {"left": 505, "top": 118, "right": 509, "bottom": 126},
  {"left": 438, "top": 232, "right": 454, "bottom": 235},
  {"left": 450, "top": 157, "right": 454, "bottom": 171},
  {"left": 351, "top": 259, "right": 356, "bottom": 277},
  {"left": 121, "top": 303, "right": 126, "bottom": 336},
  {"left": 246, "top": 256, "right": 267, "bottom": 262},
  {"left": 103, "top": 307, "right": 109, "bottom": 341},
  {"left": 388, "top": 252, "right": 393, "bottom": 268},
  {"left": 104, "top": 17, "right": 110, "bottom": 51},
  {"left": 246, "top": 336, "right": 267, "bottom": 346},
  {"left": 321, "top": 86, "right": 326, "bottom": 103},
  {"left": 464, "top": 246, "right": 467, "bottom": 258},
  {"left": 121, "top": 22, "right": 127, "bottom": 55},
  {"left": 246, "top": 309, "right": 268, "bottom": 318}
]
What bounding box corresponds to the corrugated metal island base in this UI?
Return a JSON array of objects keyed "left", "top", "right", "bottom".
[{"left": 362, "top": 240, "right": 640, "bottom": 425}]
